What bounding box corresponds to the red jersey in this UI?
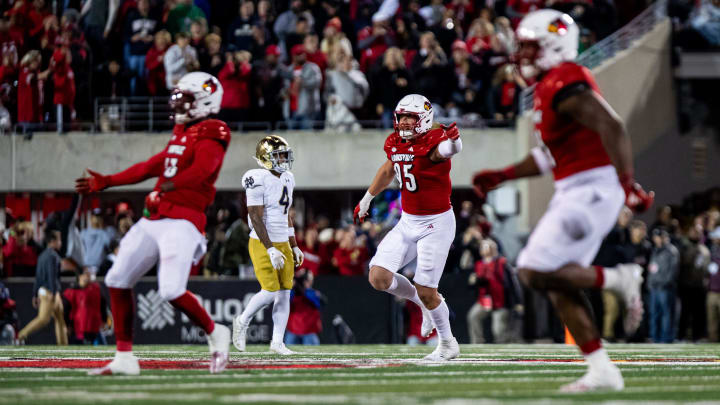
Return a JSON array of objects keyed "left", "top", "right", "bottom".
[
  {"left": 17, "top": 67, "right": 42, "bottom": 123},
  {"left": 533, "top": 62, "right": 612, "bottom": 180},
  {"left": 384, "top": 128, "right": 452, "bottom": 216},
  {"left": 107, "top": 119, "right": 231, "bottom": 232}
]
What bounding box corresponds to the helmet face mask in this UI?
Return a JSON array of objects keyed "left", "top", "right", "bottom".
[
  {"left": 255, "top": 135, "right": 294, "bottom": 173},
  {"left": 169, "top": 90, "right": 196, "bottom": 124}
]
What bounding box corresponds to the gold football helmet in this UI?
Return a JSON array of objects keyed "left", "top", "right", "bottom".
[{"left": 254, "top": 135, "right": 294, "bottom": 173}]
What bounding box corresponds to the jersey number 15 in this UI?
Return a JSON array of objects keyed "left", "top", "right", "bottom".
[{"left": 394, "top": 163, "right": 417, "bottom": 192}]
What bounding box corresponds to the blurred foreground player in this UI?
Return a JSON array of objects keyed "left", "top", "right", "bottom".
[
  {"left": 75, "top": 72, "right": 232, "bottom": 375},
  {"left": 233, "top": 135, "right": 302, "bottom": 355},
  {"left": 472, "top": 10, "right": 654, "bottom": 391},
  {"left": 354, "top": 94, "right": 463, "bottom": 361}
]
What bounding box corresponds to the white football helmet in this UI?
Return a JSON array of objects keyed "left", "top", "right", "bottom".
[
  {"left": 394, "top": 94, "right": 434, "bottom": 140},
  {"left": 516, "top": 9, "right": 579, "bottom": 71},
  {"left": 170, "top": 72, "right": 223, "bottom": 124}
]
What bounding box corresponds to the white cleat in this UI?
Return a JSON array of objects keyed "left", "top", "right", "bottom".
[
  {"left": 420, "top": 305, "right": 435, "bottom": 337},
  {"left": 88, "top": 352, "right": 140, "bottom": 376},
  {"left": 269, "top": 341, "right": 295, "bottom": 355},
  {"left": 608, "top": 264, "right": 644, "bottom": 336},
  {"left": 559, "top": 365, "right": 624, "bottom": 393},
  {"left": 232, "top": 316, "right": 248, "bottom": 352},
  {"left": 423, "top": 337, "right": 459, "bottom": 361},
  {"left": 208, "top": 324, "right": 230, "bottom": 374}
]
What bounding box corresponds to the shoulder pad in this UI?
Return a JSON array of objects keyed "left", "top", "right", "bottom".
[
  {"left": 383, "top": 132, "right": 400, "bottom": 154},
  {"left": 195, "top": 119, "right": 232, "bottom": 148},
  {"left": 414, "top": 128, "right": 447, "bottom": 155},
  {"left": 242, "top": 169, "right": 266, "bottom": 190}
]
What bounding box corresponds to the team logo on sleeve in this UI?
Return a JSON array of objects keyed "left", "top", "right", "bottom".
[{"left": 244, "top": 176, "right": 254, "bottom": 188}]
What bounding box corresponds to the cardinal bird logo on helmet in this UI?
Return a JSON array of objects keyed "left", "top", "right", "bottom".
[
  {"left": 548, "top": 16, "right": 570, "bottom": 36},
  {"left": 202, "top": 79, "right": 218, "bottom": 94}
]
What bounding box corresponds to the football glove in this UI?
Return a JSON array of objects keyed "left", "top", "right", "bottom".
[
  {"left": 353, "top": 191, "right": 374, "bottom": 225},
  {"left": 620, "top": 174, "right": 654, "bottom": 213},
  {"left": 267, "top": 247, "right": 286, "bottom": 270},
  {"left": 145, "top": 191, "right": 162, "bottom": 215},
  {"left": 472, "top": 167, "right": 517, "bottom": 200},
  {"left": 75, "top": 168, "right": 110, "bottom": 194},
  {"left": 440, "top": 122, "right": 459, "bottom": 140},
  {"left": 292, "top": 246, "right": 304, "bottom": 267}
]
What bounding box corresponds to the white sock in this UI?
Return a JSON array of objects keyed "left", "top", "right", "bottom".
[
  {"left": 428, "top": 299, "right": 453, "bottom": 340},
  {"left": 585, "top": 347, "right": 613, "bottom": 371},
  {"left": 384, "top": 273, "right": 424, "bottom": 308},
  {"left": 115, "top": 351, "right": 134, "bottom": 359},
  {"left": 602, "top": 267, "right": 621, "bottom": 290},
  {"left": 271, "top": 290, "right": 291, "bottom": 344},
  {"left": 239, "top": 290, "right": 276, "bottom": 325}
]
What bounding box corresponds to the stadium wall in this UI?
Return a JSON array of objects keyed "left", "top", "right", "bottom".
[{"left": 0, "top": 128, "right": 519, "bottom": 192}]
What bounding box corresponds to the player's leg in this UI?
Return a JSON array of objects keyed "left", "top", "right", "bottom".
[
  {"left": 234, "top": 238, "right": 280, "bottom": 351},
  {"left": 91, "top": 220, "right": 159, "bottom": 376},
  {"left": 415, "top": 210, "right": 458, "bottom": 360},
  {"left": 154, "top": 220, "right": 229, "bottom": 373},
  {"left": 368, "top": 221, "right": 434, "bottom": 336},
  {"left": 546, "top": 289, "right": 623, "bottom": 392},
  {"left": 269, "top": 242, "right": 295, "bottom": 355}
]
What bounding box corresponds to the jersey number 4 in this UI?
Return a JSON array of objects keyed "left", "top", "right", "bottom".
[
  {"left": 393, "top": 163, "right": 417, "bottom": 192},
  {"left": 279, "top": 186, "right": 290, "bottom": 214}
]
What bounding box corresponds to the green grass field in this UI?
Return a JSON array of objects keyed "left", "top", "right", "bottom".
[{"left": 1, "top": 344, "right": 720, "bottom": 404}]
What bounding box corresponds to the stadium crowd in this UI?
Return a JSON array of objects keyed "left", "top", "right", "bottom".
[
  {"left": 0, "top": 0, "right": 626, "bottom": 132},
  {"left": 2, "top": 187, "right": 720, "bottom": 344}
]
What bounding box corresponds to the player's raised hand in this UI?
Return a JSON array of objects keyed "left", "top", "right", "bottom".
[
  {"left": 145, "top": 191, "right": 162, "bottom": 215},
  {"left": 292, "top": 246, "right": 304, "bottom": 267},
  {"left": 75, "top": 168, "right": 110, "bottom": 194},
  {"left": 267, "top": 247, "right": 286, "bottom": 270},
  {"left": 620, "top": 175, "right": 654, "bottom": 213},
  {"left": 440, "top": 122, "right": 459, "bottom": 140}
]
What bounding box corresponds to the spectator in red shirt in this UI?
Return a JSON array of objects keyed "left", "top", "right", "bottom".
[
  {"left": 299, "top": 228, "right": 321, "bottom": 276},
  {"left": 332, "top": 230, "right": 368, "bottom": 276},
  {"left": 506, "top": 0, "right": 546, "bottom": 27},
  {"left": 303, "top": 34, "right": 327, "bottom": 74},
  {"left": 466, "top": 239, "right": 522, "bottom": 343},
  {"left": 218, "top": 50, "right": 252, "bottom": 124},
  {"left": 285, "top": 269, "right": 325, "bottom": 345},
  {"left": 145, "top": 30, "right": 171, "bottom": 96},
  {"left": 63, "top": 269, "right": 108, "bottom": 344},
  {"left": 357, "top": 18, "right": 394, "bottom": 72},
  {"left": 17, "top": 50, "right": 48, "bottom": 133},
  {"left": 51, "top": 47, "right": 75, "bottom": 132},
  {"left": 2, "top": 221, "right": 39, "bottom": 278},
  {"left": 492, "top": 64, "right": 527, "bottom": 122}
]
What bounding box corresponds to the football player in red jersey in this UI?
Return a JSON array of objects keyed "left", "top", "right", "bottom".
[
  {"left": 354, "top": 94, "right": 463, "bottom": 361},
  {"left": 472, "top": 10, "right": 654, "bottom": 392},
  {"left": 74, "top": 72, "right": 232, "bottom": 375}
]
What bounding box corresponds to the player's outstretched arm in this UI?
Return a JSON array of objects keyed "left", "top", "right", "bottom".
[
  {"left": 471, "top": 153, "right": 542, "bottom": 200},
  {"left": 557, "top": 89, "right": 654, "bottom": 212},
  {"left": 354, "top": 160, "right": 395, "bottom": 224},
  {"left": 74, "top": 152, "right": 165, "bottom": 194},
  {"left": 430, "top": 122, "right": 462, "bottom": 162},
  {"left": 249, "top": 205, "right": 286, "bottom": 270}
]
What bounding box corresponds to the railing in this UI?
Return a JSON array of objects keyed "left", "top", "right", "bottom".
[{"left": 520, "top": 0, "right": 669, "bottom": 114}]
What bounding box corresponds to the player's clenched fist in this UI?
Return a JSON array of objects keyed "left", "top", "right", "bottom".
[
  {"left": 620, "top": 174, "right": 654, "bottom": 213},
  {"left": 145, "top": 191, "right": 162, "bottom": 215},
  {"left": 267, "top": 247, "right": 286, "bottom": 270},
  {"left": 353, "top": 191, "right": 374, "bottom": 224},
  {"left": 75, "top": 168, "right": 110, "bottom": 194}
]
